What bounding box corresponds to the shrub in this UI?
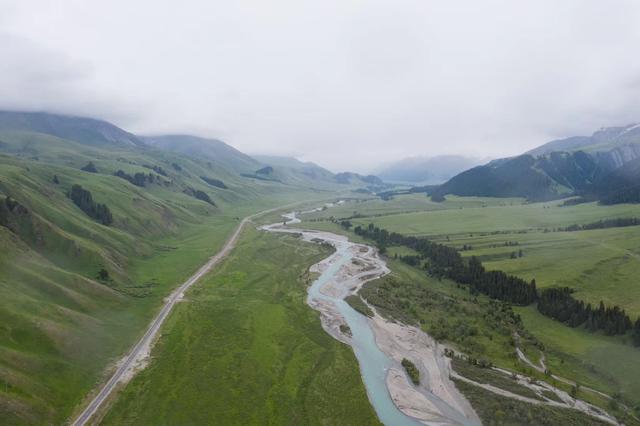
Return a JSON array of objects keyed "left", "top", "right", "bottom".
[{"left": 401, "top": 358, "right": 420, "bottom": 385}]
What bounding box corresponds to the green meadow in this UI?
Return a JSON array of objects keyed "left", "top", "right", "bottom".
[
  {"left": 102, "top": 227, "right": 379, "bottom": 425},
  {"left": 300, "top": 194, "right": 640, "bottom": 412},
  {"left": 303, "top": 194, "right": 524, "bottom": 222},
  {"left": 453, "top": 227, "right": 640, "bottom": 317},
  {"left": 342, "top": 198, "right": 640, "bottom": 237}
]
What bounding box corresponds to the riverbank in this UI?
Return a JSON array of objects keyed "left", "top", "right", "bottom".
[{"left": 261, "top": 213, "right": 481, "bottom": 425}]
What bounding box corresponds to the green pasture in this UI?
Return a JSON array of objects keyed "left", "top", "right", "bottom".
[{"left": 102, "top": 228, "right": 380, "bottom": 425}]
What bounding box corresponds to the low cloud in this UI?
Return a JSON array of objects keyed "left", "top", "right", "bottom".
[{"left": 1, "top": 1, "right": 640, "bottom": 172}]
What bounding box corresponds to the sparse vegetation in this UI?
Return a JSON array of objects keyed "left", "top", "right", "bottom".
[
  {"left": 451, "top": 357, "right": 542, "bottom": 401},
  {"left": 453, "top": 378, "right": 610, "bottom": 425},
  {"left": 345, "top": 294, "right": 374, "bottom": 317}
]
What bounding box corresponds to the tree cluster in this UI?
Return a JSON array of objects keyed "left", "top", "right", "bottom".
[
  {"left": 399, "top": 254, "right": 421, "bottom": 267},
  {"left": 339, "top": 220, "right": 352, "bottom": 230},
  {"left": 633, "top": 319, "right": 640, "bottom": 347},
  {"left": 557, "top": 217, "right": 640, "bottom": 232},
  {"left": 0, "top": 196, "right": 29, "bottom": 228},
  {"left": 142, "top": 164, "right": 168, "bottom": 177},
  {"left": 537, "top": 287, "right": 633, "bottom": 335},
  {"left": 599, "top": 185, "right": 640, "bottom": 205},
  {"left": 353, "top": 223, "right": 537, "bottom": 305},
  {"left": 67, "top": 184, "right": 113, "bottom": 225},
  {"left": 200, "top": 176, "right": 227, "bottom": 189},
  {"left": 81, "top": 161, "right": 98, "bottom": 173},
  {"left": 183, "top": 187, "right": 216, "bottom": 206},
  {"left": 114, "top": 170, "right": 162, "bottom": 187}
]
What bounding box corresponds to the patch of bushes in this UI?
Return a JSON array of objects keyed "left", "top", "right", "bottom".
[
  {"left": 200, "top": 176, "right": 227, "bottom": 189},
  {"left": 401, "top": 358, "right": 420, "bottom": 385},
  {"left": 183, "top": 187, "right": 216, "bottom": 206},
  {"left": 114, "top": 170, "right": 158, "bottom": 187},
  {"left": 81, "top": 161, "right": 98, "bottom": 173},
  {"left": 453, "top": 378, "right": 610, "bottom": 425},
  {"left": 143, "top": 164, "right": 168, "bottom": 177},
  {"left": 345, "top": 295, "right": 373, "bottom": 317}
]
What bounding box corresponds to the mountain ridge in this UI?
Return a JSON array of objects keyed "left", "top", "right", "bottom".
[
  {"left": 0, "top": 110, "right": 145, "bottom": 148},
  {"left": 432, "top": 123, "right": 640, "bottom": 203}
]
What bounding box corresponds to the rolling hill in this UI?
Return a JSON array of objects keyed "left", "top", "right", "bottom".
[
  {"left": 0, "top": 111, "right": 360, "bottom": 424},
  {"left": 0, "top": 111, "right": 144, "bottom": 148},
  {"left": 142, "top": 134, "right": 260, "bottom": 174},
  {"left": 252, "top": 154, "right": 335, "bottom": 182}
]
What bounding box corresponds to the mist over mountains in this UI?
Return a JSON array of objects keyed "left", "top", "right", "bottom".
[{"left": 375, "top": 155, "right": 485, "bottom": 185}]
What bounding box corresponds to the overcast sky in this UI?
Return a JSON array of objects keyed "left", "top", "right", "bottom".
[{"left": 1, "top": 1, "right": 640, "bottom": 172}]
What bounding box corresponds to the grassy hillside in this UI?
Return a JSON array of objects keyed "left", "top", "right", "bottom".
[
  {"left": 0, "top": 153, "right": 307, "bottom": 424},
  {"left": 431, "top": 152, "right": 599, "bottom": 201},
  {"left": 142, "top": 134, "right": 260, "bottom": 174},
  {"left": 102, "top": 228, "right": 380, "bottom": 425},
  {"left": 0, "top": 112, "right": 350, "bottom": 423}
]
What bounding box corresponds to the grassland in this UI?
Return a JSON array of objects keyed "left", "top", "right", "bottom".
[
  {"left": 303, "top": 194, "right": 524, "bottom": 222},
  {"left": 358, "top": 256, "right": 530, "bottom": 369},
  {"left": 0, "top": 202, "right": 243, "bottom": 424},
  {"left": 451, "top": 358, "right": 542, "bottom": 401},
  {"left": 457, "top": 227, "right": 640, "bottom": 317},
  {"left": 299, "top": 194, "right": 640, "bottom": 416},
  {"left": 102, "top": 227, "right": 380, "bottom": 425},
  {"left": 0, "top": 135, "right": 337, "bottom": 424},
  {"left": 341, "top": 198, "right": 640, "bottom": 237},
  {"left": 515, "top": 306, "right": 640, "bottom": 403},
  {"left": 453, "top": 379, "right": 610, "bottom": 426}
]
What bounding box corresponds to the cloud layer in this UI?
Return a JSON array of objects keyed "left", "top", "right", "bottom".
[{"left": 1, "top": 0, "right": 640, "bottom": 171}]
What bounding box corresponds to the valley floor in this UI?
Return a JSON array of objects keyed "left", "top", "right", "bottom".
[
  {"left": 100, "top": 227, "right": 379, "bottom": 425},
  {"left": 298, "top": 195, "right": 640, "bottom": 423}
]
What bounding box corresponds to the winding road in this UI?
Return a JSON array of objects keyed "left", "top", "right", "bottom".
[{"left": 71, "top": 207, "right": 280, "bottom": 426}]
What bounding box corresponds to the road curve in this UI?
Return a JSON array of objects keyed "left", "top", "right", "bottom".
[{"left": 71, "top": 207, "right": 278, "bottom": 426}]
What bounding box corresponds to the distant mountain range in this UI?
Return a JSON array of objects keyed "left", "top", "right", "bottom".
[
  {"left": 144, "top": 134, "right": 260, "bottom": 174},
  {"left": 0, "top": 110, "right": 145, "bottom": 148},
  {"left": 0, "top": 110, "right": 383, "bottom": 191},
  {"left": 375, "top": 155, "right": 484, "bottom": 185},
  {"left": 430, "top": 123, "right": 640, "bottom": 203}
]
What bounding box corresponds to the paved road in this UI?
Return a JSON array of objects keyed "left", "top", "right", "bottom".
[{"left": 71, "top": 208, "right": 276, "bottom": 426}]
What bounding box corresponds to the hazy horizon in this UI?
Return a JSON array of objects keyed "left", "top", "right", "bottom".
[{"left": 2, "top": 1, "right": 640, "bottom": 172}]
